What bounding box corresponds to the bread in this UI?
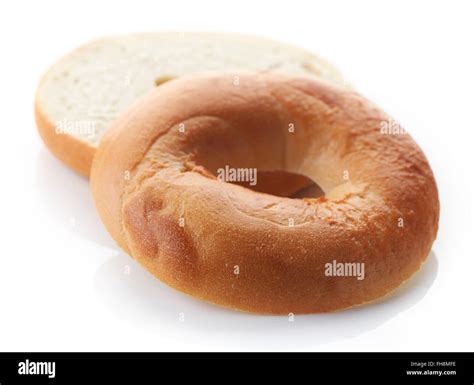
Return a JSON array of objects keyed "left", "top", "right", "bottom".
[
  {"left": 90, "top": 73, "right": 439, "bottom": 314},
  {"left": 35, "top": 32, "right": 346, "bottom": 176}
]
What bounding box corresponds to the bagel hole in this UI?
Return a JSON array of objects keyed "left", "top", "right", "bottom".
[
  {"left": 230, "top": 170, "right": 324, "bottom": 199},
  {"left": 154, "top": 75, "right": 175, "bottom": 87}
]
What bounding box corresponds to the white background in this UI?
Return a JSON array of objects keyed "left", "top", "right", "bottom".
[{"left": 0, "top": 0, "right": 473, "bottom": 352}]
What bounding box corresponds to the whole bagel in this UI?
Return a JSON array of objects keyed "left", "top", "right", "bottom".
[{"left": 91, "top": 73, "right": 439, "bottom": 314}]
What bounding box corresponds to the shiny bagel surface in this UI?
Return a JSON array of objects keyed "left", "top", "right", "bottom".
[{"left": 91, "top": 73, "right": 439, "bottom": 314}]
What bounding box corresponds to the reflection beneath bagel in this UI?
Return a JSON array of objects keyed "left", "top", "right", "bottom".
[
  {"left": 35, "top": 148, "right": 116, "bottom": 249},
  {"left": 93, "top": 250, "right": 438, "bottom": 349}
]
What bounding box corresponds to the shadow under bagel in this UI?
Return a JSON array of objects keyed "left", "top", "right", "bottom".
[
  {"left": 93, "top": 250, "right": 438, "bottom": 349},
  {"left": 35, "top": 147, "right": 116, "bottom": 250}
]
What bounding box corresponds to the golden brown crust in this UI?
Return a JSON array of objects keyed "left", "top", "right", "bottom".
[
  {"left": 35, "top": 101, "right": 94, "bottom": 177},
  {"left": 91, "top": 73, "right": 439, "bottom": 314}
]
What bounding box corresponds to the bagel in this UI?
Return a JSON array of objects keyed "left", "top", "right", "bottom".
[
  {"left": 34, "top": 32, "right": 346, "bottom": 176},
  {"left": 91, "top": 73, "right": 439, "bottom": 314}
]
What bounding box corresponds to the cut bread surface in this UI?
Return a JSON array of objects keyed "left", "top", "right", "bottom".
[{"left": 35, "top": 32, "right": 345, "bottom": 176}]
